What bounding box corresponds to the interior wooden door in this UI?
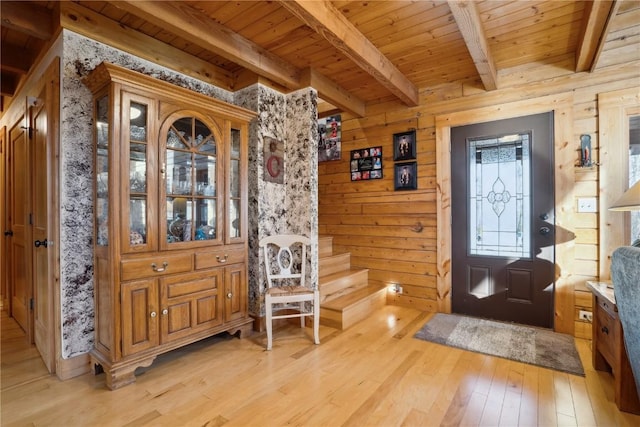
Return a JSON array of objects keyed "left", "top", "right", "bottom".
[
  {"left": 1, "top": 126, "right": 8, "bottom": 310},
  {"left": 31, "top": 88, "right": 55, "bottom": 373},
  {"left": 8, "top": 116, "right": 32, "bottom": 339},
  {"left": 451, "top": 113, "right": 555, "bottom": 328}
]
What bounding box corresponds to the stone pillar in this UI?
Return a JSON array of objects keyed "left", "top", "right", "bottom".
[{"left": 235, "top": 85, "right": 318, "bottom": 318}]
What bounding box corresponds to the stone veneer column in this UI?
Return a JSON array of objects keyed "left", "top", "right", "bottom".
[
  {"left": 284, "top": 89, "right": 319, "bottom": 297},
  {"left": 235, "top": 85, "right": 318, "bottom": 318}
]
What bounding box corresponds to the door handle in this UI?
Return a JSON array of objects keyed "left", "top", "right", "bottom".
[
  {"left": 4, "top": 230, "right": 13, "bottom": 237},
  {"left": 34, "top": 239, "right": 49, "bottom": 248},
  {"left": 539, "top": 226, "right": 551, "bottom": 236}
]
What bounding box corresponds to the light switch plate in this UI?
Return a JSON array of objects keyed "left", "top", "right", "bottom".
[{"left": 577, "top": 197, "right": 597, "bottom": 213}]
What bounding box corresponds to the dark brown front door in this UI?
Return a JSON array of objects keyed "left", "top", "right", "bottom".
[{"left": 451, "top": 112, "right": 555, "bottom": 328}]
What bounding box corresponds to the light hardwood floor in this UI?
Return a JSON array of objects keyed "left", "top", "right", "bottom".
[{"left": 1, "top": 306, "right": 639, "bottom": 426}]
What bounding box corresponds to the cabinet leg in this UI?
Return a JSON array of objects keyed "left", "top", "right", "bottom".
[
  {"left": 97, "top": 356, "right": 156, "bottom": 390},
  {"left": 227, "top": 321, "right": 254, "bottom": 339},
  {"left": 104, "top": 365, "right": 138, "bottom": 390}
]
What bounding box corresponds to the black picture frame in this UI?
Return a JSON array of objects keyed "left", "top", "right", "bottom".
[
  {"left": 350, "top": 146, "right": 383, "bottom": 181},
  {"left": 393, "top": 130, "right": 416, "bottom": 161},
  {"left": 394, "top": 161, "right": 417, "bottom": 190}
]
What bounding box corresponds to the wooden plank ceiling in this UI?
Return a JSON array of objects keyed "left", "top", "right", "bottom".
[{"left": 1, "top": 1, "right": 631, "bottom": 116}]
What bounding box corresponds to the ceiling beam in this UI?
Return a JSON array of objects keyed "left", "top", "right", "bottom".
[
  {"left": 1, "top": 44, "right": 32, "bottom": 74},
  {"left": 575, "top": 0, "right": 618, "bottom": 72},
  {"left": 109, "top": 1, "right": 365, "bottom": 117},
  {"left": 448, "top": 0, "right": 498, "bottom": 91},
  {"left": 279, "top": 0, "right": 419, "bottom": 107},
  {"left": 60, "top": 2, "right": 235, "bottom": 90},
  {"left": 0, "top": 73, "right": 18, "bottom": 97},
  {"left": 0, "top": 1, "right": 54, "bottom": 40},
  {"left": 300, "top": 68, "right": 365, "bottom": 118},
  {"left": 115, "top": 1, "right": 301, "bottom": 90}
]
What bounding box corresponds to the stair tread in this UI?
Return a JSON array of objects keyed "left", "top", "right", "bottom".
[
  {"left": 321, "top": 284, "right": 386, "bottom": 311},
  {"left": 319, "top": 268, "right": 368, "bottom": 284},
  {"left": 319, "top": 252, "right": 350, "bottom": 262}
]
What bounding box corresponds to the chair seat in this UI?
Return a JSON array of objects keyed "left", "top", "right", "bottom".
[{"left": 266, "top": 285, "right": 314, "bottom": 296}]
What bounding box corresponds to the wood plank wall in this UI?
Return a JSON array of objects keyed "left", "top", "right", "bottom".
[{"left": 318, "top": 7, "right": 640, "bottom": 339}]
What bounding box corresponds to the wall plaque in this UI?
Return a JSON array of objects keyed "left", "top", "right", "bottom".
[{"left": 264, "top": 137, "right": 284, "bottom": 184}]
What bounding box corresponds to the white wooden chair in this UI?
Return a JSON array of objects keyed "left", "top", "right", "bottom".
[{"left": 259, "top": 234, "right": 320, "bottom": 350}]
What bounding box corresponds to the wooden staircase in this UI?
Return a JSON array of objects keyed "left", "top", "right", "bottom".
[{"left": 318, "top": 236, "right": 387, "bottom": 329}]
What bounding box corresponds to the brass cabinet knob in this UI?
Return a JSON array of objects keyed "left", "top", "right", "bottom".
[
  {"left": 227, "top": 292, "right": 233, "bottom": 299},
  {"left": 150, "top": 311, "right": 157, "bottom": 318},
  {"left": 162, "top": 309, "right": 168, "bottom": 316}
]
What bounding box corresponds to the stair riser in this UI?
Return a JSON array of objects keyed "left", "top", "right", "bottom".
[
  {"left": 319, "top": 237, "right": 333, "bottom": 258},
  {"left": 320, "top": 288, "right": 387, "bottom": 330},
  {"left": 319, "top": 253, "right": 351, "bottom": 277}
]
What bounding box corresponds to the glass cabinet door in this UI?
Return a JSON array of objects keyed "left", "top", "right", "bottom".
[
  {"left": 123, "top": 94, "right": 152, "bottom": 252},
  {"left": 95, "top": 94, "right": 109, "bottom": 246},
  {"left": 164, "top": 117, "right": 219, "bottom": 245},
  {"left": 229, "top": 127, "right": 242, "bottom": 241}
]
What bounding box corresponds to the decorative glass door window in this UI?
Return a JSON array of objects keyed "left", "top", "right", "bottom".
[{"left": 468, "top": 133, "right": 531, "bottom": 258}]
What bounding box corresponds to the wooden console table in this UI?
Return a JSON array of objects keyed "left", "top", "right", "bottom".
[{"left": 587, "top": 281, "right": 640, "bottom": 414}]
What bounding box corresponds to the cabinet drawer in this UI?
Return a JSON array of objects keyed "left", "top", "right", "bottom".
[
  {"left": 195, "top": 248, "right": 245, "bottom": 270},
  {"left": 595, "top": 303, "right": 617, "bottom": 363},
  {"left": 598, "top": 296, "right": 617, "bottom": 317},
  {"left": 121, "top": 253, "right": 193, "bottom": 281}
]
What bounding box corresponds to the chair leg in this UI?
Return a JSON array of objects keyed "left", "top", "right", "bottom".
[
  {"left": 265, "top": 297, "right": 273, "bottom": 351},
  {"left": 299, "top": 302, "right": 305, "bottom": 328},
  {"left": 313, "top": 293, "right": 320, "bottom": 345}
]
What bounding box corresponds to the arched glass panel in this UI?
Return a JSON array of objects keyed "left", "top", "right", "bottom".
[{"left": 165, "top": 117, "right": 217, "bottom": 243}]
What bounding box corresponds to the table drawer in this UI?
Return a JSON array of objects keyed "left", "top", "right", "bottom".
[
  {"left": 195, "top": 248, "right": 245, "bottom": 270},
  {"left": 598, "top": 296, "right": 617, "bottom": 317},
  {"left": 121, "top": 253, "right": 193, "bottom": 281},
  {"left": 595, "top": 303, "right": 617, "bottom": 364}
]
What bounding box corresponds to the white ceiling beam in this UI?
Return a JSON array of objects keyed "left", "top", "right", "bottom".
[
  {"left": 448, "top": 0, "right": 498, "bottom": 91},
  {"left": 280, "top": 0, "right": 419, "bottom": 107}
]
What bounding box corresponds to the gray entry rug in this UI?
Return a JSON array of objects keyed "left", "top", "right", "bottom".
[{"left": 414, "top": 313, "right": 585, "bottom": 376}]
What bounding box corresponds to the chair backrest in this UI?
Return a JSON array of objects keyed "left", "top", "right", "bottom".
[
  {"left": 611, "top": 245, "right": 640, "bottom": 392},
  {"left": 259, "top": 234, "right": 311, "bottom": 289}
]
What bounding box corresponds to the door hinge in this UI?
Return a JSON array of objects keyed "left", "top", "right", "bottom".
[
  {"left": 30, "top": 298, "right": 34, "bottom": 310},
  {"left": 29, "top": 213, "right": 33, "bottom": 225}
]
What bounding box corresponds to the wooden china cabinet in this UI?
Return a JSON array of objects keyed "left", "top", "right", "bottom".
[{"left": 84, "top": 62, "right": 255, "bottom": 389}]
